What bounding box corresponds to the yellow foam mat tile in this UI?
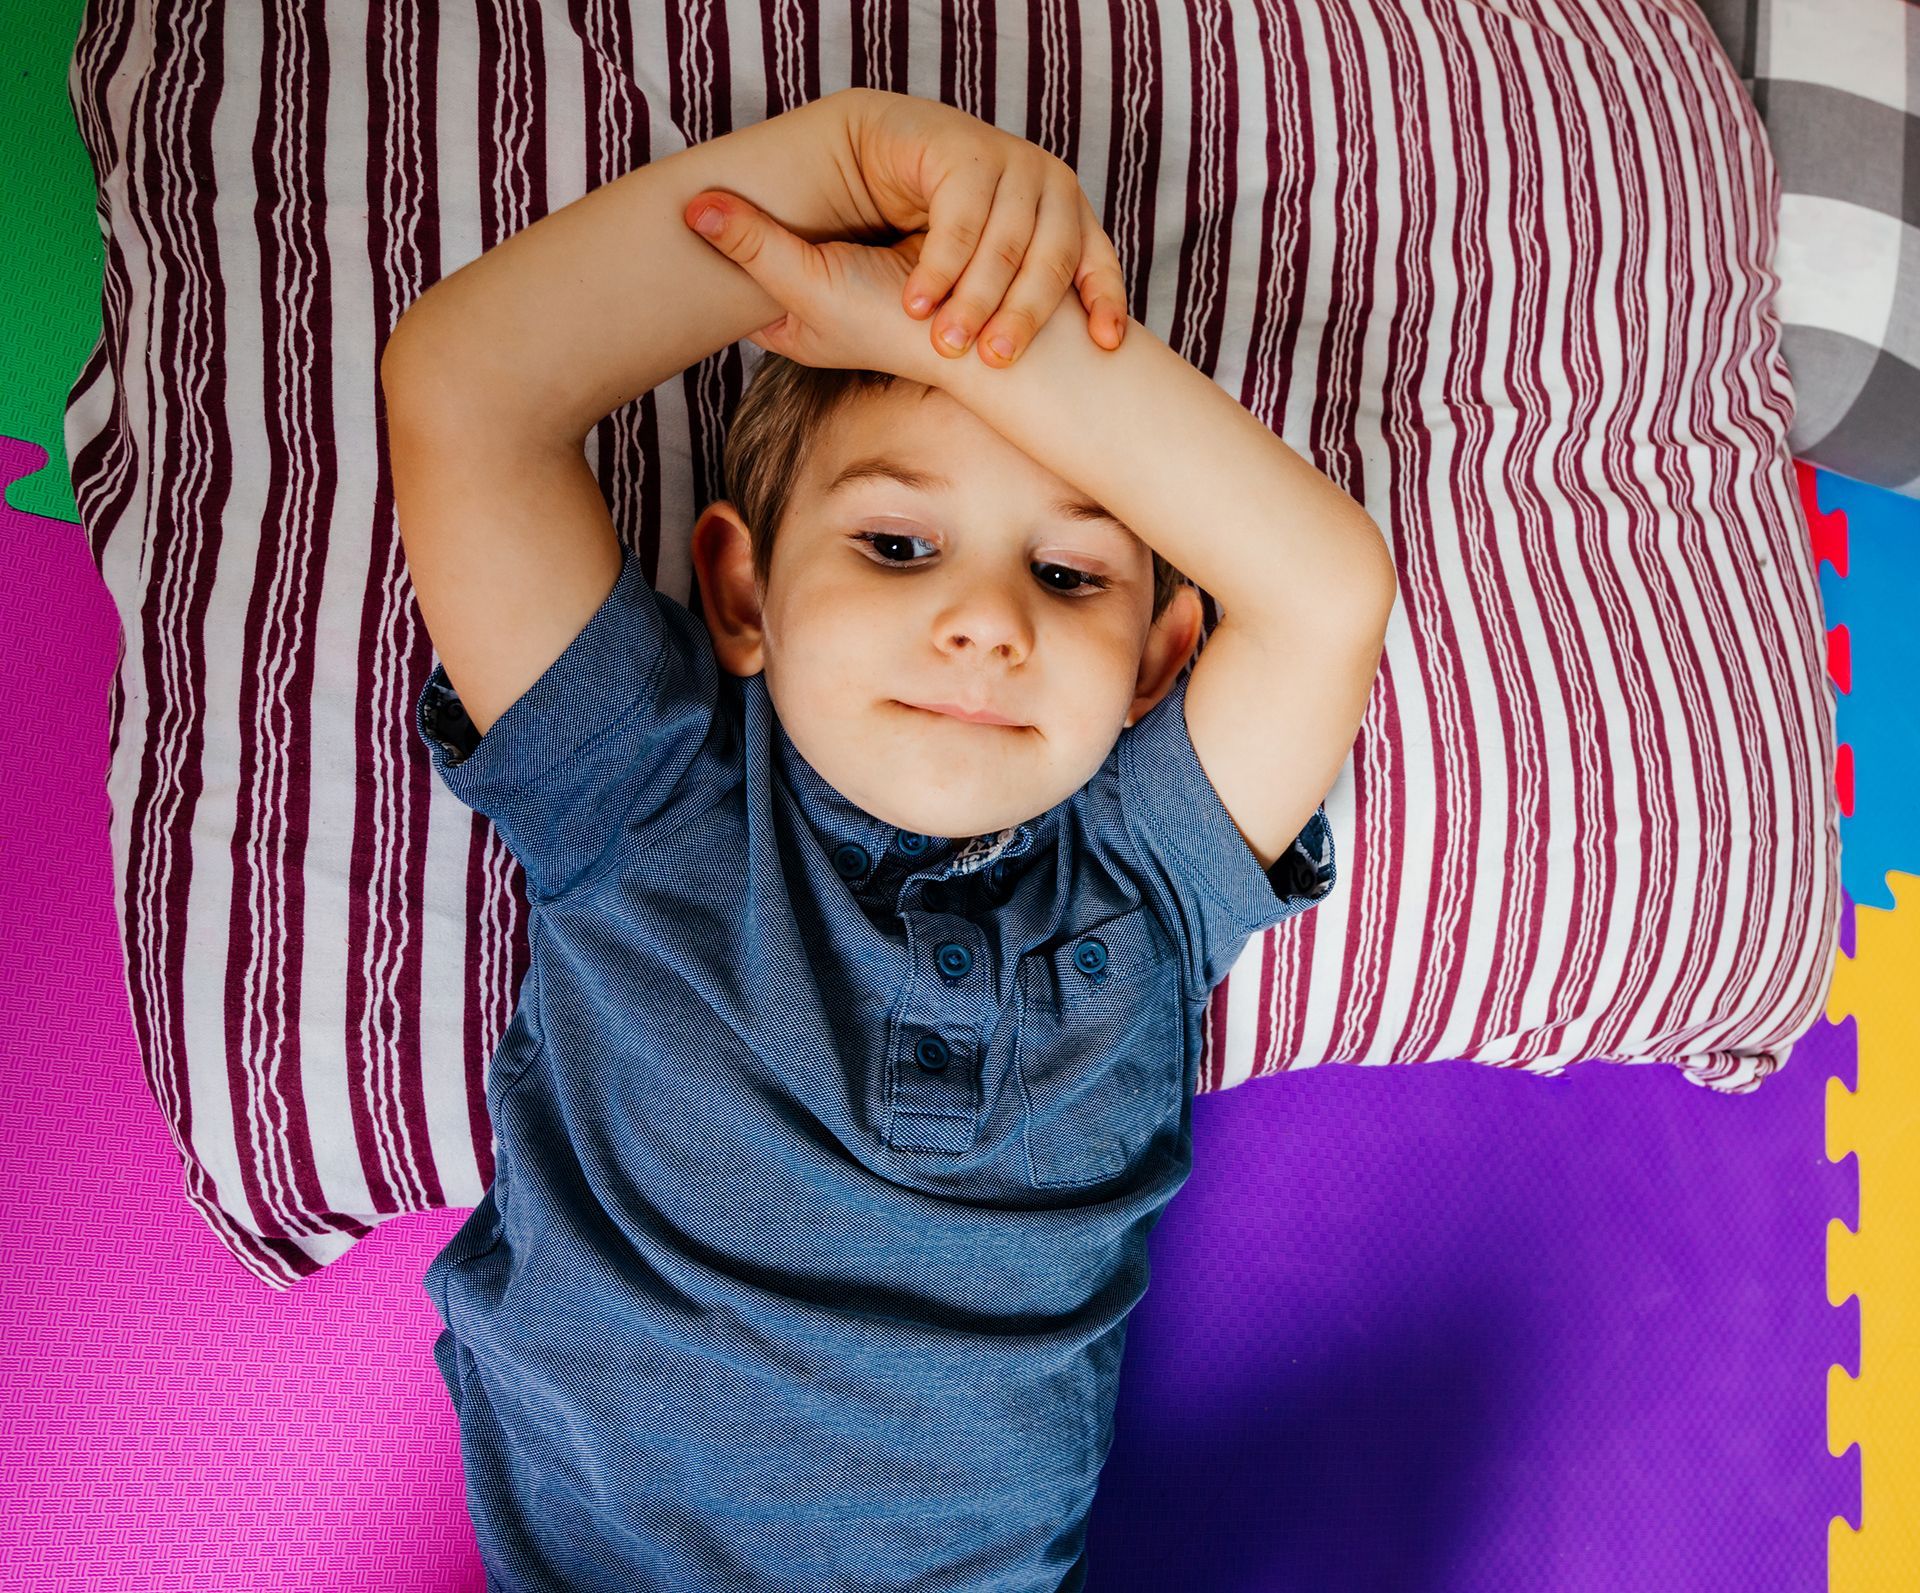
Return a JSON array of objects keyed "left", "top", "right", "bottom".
[{"left": 1827, "top": 871, "right": 1920, "bottom": 1589}]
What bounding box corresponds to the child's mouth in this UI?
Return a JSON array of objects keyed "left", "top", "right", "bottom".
[{"left": 897, "top": 700, "right": 1025, "bottom": 727}]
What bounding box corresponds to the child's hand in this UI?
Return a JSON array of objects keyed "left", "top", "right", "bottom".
[
  {"left": 848, "top": 91, "right": 1128, "bottom": 368},
  {"left": 799, "top": 88, "right": 1127, "bottom": 370},
  {"left": 682, "top": 197, "right": 958, "bottom": 388}
]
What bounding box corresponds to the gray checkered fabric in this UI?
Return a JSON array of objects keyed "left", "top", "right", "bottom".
[{"left": 1698, "top": 0, "right": 1920, "bottom": 495}]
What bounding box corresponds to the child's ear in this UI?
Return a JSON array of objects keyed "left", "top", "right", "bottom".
[
  {"left": 1124, "top": 585, "right": 1204, "bottom": 730},
  {"left": 690, "top": 503, "right": 770, "bottom": 679}
]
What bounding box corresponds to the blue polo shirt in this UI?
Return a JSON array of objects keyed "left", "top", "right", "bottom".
[{"left": 416, "top": 544, "right": 1335, "bottom": 1593}]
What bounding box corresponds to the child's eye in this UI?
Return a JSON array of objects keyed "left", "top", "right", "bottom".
[
  {"left": 852, "top": 528, "right": 937, "bottom": 566},
  {"left": 1034, "top": 563, "right": 1113, "bottom": 595},
  {"left": 849, "top": 530, "right": 1112, "bottom": 596}
]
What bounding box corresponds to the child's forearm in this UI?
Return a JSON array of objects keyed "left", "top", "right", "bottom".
[
  {"left": 934, "top": 298, "right": 1396, "bottom": 640},
  {"left": 384, "top": 88, "right": 876, "bottom": 445}
]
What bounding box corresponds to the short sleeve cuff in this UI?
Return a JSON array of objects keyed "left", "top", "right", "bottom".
[
  {"left": 414, "top": 544, "right": 665, "bottom": 804},
  {"left": 1120, "top": 667, "right": 1338, "bottom": 933}
]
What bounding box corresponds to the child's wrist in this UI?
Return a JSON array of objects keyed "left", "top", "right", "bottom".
[{"left": 918, "top": 286, "right": 1094, "bottom": 402}]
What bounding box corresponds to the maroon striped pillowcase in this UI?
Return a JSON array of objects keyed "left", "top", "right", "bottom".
[{"left": 65, "top": 0, "right": 1838, "bottom": 1289}]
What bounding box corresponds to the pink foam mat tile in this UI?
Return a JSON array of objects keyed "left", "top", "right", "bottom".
[{"left": 1, "top": 433, "right": 486, "bottom": 1590}]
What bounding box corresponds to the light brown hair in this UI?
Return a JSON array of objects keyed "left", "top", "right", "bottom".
[{"left": 721, "top": 354, "right": 1189, "bottom": 621}]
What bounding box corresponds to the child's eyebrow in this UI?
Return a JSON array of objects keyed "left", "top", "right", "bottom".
[{"left": 821, "top": 455, "right": 1132, "bottom": 536}]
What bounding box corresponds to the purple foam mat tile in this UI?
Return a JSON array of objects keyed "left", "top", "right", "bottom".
[
  {"left": 1090, "top": 1018, "right": 1855, "bottom": 1592},
  {"left": 1822, "top": 899, "right": 1863, "bottom": 1537}
]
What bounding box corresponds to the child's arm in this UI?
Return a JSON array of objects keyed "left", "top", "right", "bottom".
[
  {"left": 383, "top": 88, "right": 1124, "bottom": 442},
  {"left": 933, "top": 300, "right": 1396, "bottom": 871},
  {"left": 384, "top": 89, "right": 872, "bottom": 439},
  {"left": 381, "top": 90, "right": 883, "bottom": 734}
]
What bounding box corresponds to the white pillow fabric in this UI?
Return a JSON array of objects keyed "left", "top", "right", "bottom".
[{"left": 68, "top": 0, "right": 1839, "bottom": 1287}]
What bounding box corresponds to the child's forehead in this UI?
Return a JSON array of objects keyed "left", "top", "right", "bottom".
[{"left": 811, "top": 380, "right": 967, "bottom": 471}]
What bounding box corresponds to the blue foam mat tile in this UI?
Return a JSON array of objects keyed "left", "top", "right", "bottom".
[{"left": 1813, "top": 471, "right": 1920, "bottom": 911}]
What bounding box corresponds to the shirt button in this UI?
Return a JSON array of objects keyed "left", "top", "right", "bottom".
[
  {"left": 935, "top": 942, "right": 972, "bottom": 979},
  {"left": 896, "top": 832, "right": 931, "bottom": 857},
  {"left": 915, "top": 1034, "right": 951, "bottom": 1072},
  {"left": 833, "top": 842, "right": 870, "bottom": 881},
  {"left": 1073, "top": 938, "right": 1109, "bottom": 978}
]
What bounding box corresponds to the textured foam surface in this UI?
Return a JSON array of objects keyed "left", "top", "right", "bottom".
[
  {"left": 1813, "top": 467, "right": 1920, "bottom": 911},
  {"left": 0, "top": 436, "right": 478, "bottom": 1583},
  {"left": 3, "top": 417, "right": 1896, "bottom": 1586},
  {"left": 1826, "top": 877, "right": 1920, "bottom": 1583}
]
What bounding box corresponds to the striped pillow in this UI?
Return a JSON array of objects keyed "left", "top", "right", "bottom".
[{"left": 67, "top": 0, "right": 1840, "bottom": 1288}]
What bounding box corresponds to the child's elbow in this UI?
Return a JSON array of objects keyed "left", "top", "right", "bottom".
[{"left": 1351, "top": 536, "right": 1398, "bottom": 639}]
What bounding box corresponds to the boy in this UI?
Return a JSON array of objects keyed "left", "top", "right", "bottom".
[{"left": 384, "top": 87, "right": 1394, "bottom": 1593}]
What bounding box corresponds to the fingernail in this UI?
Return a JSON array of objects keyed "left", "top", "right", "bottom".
[
  {"left": 941, "top": 325, "right": 968, "bottom": 351},
  {"left": 692, "top": 206, "right": 724, "bottom": 236},
  {"left": 909, "top": 294, "right": 931, "bottom": 315},
  {"left": 989, "top": 335, "right": 1014, "bottom": 360}
]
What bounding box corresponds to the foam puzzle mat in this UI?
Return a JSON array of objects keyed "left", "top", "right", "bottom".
[
  {"left": 4, "top": 6, "right": 1917, "bottom": 1588},
  {"left": 1809, "top": 462, "right": 1920, "bottom": 1590}
]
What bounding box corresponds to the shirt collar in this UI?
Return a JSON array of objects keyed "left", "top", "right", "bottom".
[{"left": 749, "top": 675, "right": 1044, "bottom": 899}]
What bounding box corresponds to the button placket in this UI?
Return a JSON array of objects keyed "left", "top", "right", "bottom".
[
  {"left": 879, "top": 823, "right": 1044, "bottom": 1156},
  {"left": 886, "top": 1019, "right": 980, "bottom": 1153},
  {"left": 886, "top": 863, "right": 988, "bottom": 1155}
]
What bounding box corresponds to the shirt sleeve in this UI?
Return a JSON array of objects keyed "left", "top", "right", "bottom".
[
  {"left": 414, "top": 543, "right": 722, "bottom": 903},
  {"left": 1117, "top": 664, "right": 1338, "bottom": 999}
]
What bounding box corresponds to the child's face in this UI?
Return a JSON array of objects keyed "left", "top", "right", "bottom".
[{"left": 692, "top": 381, "right": 1201, "bottom": 840}]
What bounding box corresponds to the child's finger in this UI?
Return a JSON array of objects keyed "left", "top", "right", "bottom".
[
  {"left": 900, "top": 163, "right": 1000, "bottom": 324},
  {"left": 1072, "top": 191, "right": 1129, "bottom": 350},
  {"left": 1077, "top": 268, "right": 1129, "bottom": 350},
  {"left": 970, "top": 179, "right": 1086, "bottom": 366},
  {"left": 683, "top": 189, "right": 821, "bottom": 303},
  {"left": 917, "top": 167, "right": 1046, "bottom": 358}
]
